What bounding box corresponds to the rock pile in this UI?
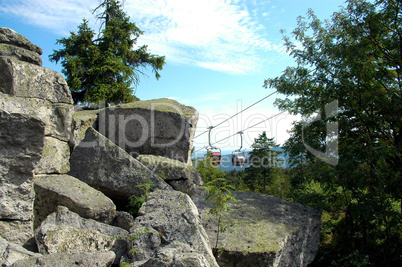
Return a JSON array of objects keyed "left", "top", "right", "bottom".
[{"left": 0, "top": 27, "right": 321, "bottom": 267}]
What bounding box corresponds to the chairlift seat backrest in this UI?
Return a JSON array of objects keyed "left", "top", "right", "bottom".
[
  {"left": 211, "top": 152, "right": 222, "bottom": 165},
  {"left": 232, "top": 153, "right": 245, "bottom": 166}
]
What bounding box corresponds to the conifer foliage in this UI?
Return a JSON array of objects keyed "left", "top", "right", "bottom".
[{"left": 50, "top": 0, "right": 165, "bottom": 105}]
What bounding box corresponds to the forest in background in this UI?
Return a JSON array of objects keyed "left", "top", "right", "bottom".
[{"left": 197, "top": 1, "right": 402, "bottom": 265}]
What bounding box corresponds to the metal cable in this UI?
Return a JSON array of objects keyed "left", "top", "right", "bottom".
[
  {"left": 193, "top": 91, "right": 277, "bottom": 139},
  {"left": 193, "top": 110, "right": 287, "bottom": 152}
]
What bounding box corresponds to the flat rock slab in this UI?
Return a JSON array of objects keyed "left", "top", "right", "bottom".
[
  {"left": 11, "top": 251, "right": 116, "bottom": 267},
  {"left": 192, "top": 191, "right": 321, "bottom": 267},
  {"left": 69, "top": 127, "right": 171, "bottom": 203},
  {"left": 33, "top": 174, "right": 116, "bottom": 229}
]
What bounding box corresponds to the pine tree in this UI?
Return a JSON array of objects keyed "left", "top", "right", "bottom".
[
  {"left": 245, "top": 131, "right": 279, "bottom": 192},
  {"left": 50, "top": 0, "right": 165, "bottom": 105}
]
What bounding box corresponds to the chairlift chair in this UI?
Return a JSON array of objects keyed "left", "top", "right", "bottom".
[
  {"left": 232, "top": 131, "right": 246, "bottom": 167},
  {"left": 207, "top": 126, "right": 222, "bottom": 165}
]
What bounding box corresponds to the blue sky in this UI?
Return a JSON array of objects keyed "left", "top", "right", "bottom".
[{"left": 0, "top": 0, "right": 346, "bottom": 152}]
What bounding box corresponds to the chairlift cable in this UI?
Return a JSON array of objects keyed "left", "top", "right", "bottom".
[
  {"left": 193, "top": 109, "right": 287, "bottom": 153},
  {"left": 193, "top": 91, "right": 277, "bottom": 139}
]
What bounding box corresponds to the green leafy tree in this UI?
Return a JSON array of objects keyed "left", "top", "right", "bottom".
[
  {"left": 265, "top": 0, "right": 401, "bottom": 265},
  {"left": 50, "top": 0, "right": 165, "bottom": 105},
  {"left": 245, "top": 131, "right": 280, "bottom": 193}
]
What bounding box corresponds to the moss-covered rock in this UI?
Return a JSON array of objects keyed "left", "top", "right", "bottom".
[{"left": 192, "top": 191, "right": 321, "bottom": 267}]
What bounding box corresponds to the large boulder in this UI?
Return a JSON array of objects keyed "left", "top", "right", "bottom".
[
  {"left": 33, "top": 174, "right": 117, "bottom": 229},
  {"left": 69, "top": 127, "right": 172, "bottom": 204},
  {"left": 192, "top": 191, "right": 321, "bottom": 267},
  {"left": 138, "top": 154, "right": 203, "bottom": 196},
  {"left": 131, "top": 190, "right": 218, "bottom": 267},
  {"left": 98, "top": 98, "right": 198, "bottom": 164},
  {"left": 11, "top": 251, "right": 116, "bottom": 267},
  {"left": 0, "top": 27, "right": 42, "bottom": 66},
  {"left": 35, "top": 206, "right": 127, "bottom": 264}
]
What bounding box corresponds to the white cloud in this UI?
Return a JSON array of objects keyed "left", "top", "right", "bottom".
[
  {"left": 125, "top": 0, "right": 277, "bottom": 74},
  {"left": 1, "top": 0, "right": 283, "bottom": 74},
  {"left": 0, "top": 0, "right": 98, "bottom": 35}
]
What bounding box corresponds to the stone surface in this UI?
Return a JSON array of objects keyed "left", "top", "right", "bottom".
[
  {"left": 138, "top": 154, "right": 203, "bottom": 196},
  {"left": 71, "top": 109, "right": 99, "bottom": 146},
  {"left": 0, "top": 236, "right": 40, "bottom": 266},
  {"left": 35, "top": 223, "right": 116, "bottom": 255},
  {"left": 0, "top": 109, "right": 44, "bottom": 225},
  {"left": 33, "top": 174, "right": 117, "bottom": 229},
  {"left": 35, "top": 206, "right": 127, "bottom": 264},
  {"left": 131, "top": 190, "right": 218, "bottom": 267},
  {"left": 139, "top": 245, "right": 212, "bottom": 267},
  {"left": 0, "top": 220, "right": 36, "bottom": 251},
  {"left": 113, "top": 211, "right": 136, "bottom": 232},
  {"left": 0, "top": 43, "right": 42, "bottom": 66},
  {"left": 69, "top": 127, "right": 172, "bottom": 203},
  {"left": 0, "top": 27, "right": 43, "bottom": 55},
  {"left": 0, "top": 57, "right": 72, "bottom": 104},
  {"left": 0, "top": 27, "right": 42, "bottom": 66},
  {"left": 0, "top": 93, "right": 74, "bottom": 143},
  {"left": 34, "top": 136, "right": 70, "bottom": 174},
  {"left": 0, "top": 31, "right": 73, "bottom": 247},
  {"left": 11, "top": 251, "right": 116, "bottom": 267},
  {"left": 192, "top": 191, "right": 321, "bottom": 267},
  {"left": 41, "top": 206, "right": 128, "bottom": 237},
  {"left": 99, "top": 98, "right": 198, "bottom": 164}
]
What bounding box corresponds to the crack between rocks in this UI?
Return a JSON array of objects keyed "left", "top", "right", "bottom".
[{"left": 0, "top": 218, "right": 31, "bottom": 222}]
